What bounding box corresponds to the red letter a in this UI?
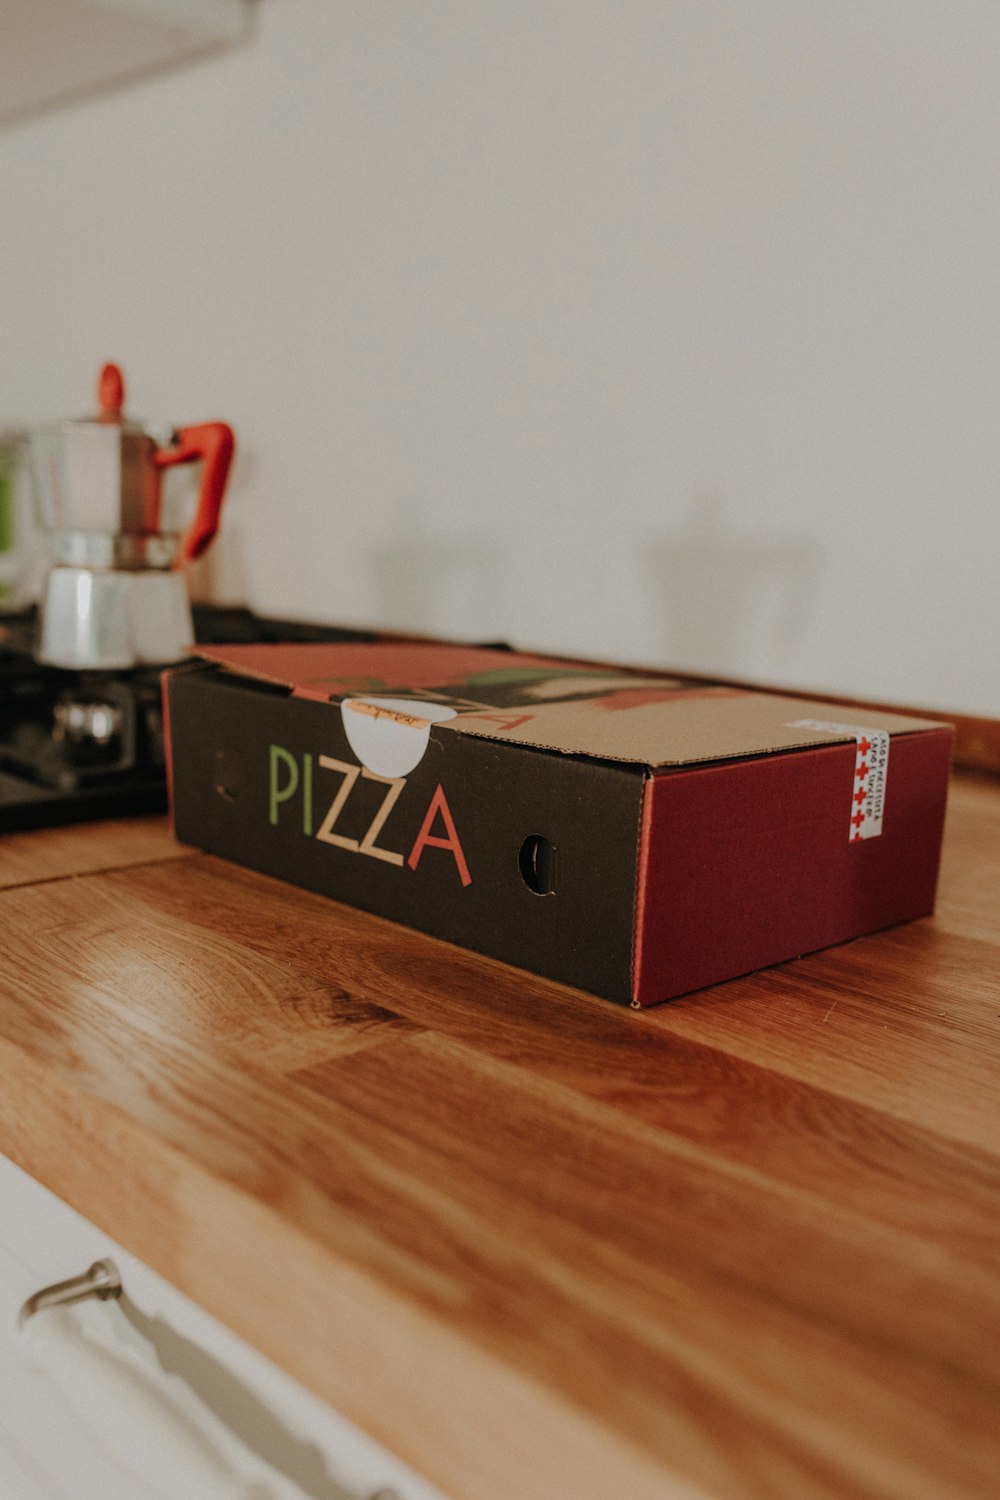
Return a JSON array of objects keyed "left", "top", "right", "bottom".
[{"left": 406, "top": 784, "right": 472, "bottom": 887}]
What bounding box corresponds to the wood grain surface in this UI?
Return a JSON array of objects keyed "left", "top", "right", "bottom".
[
  {"left": 0, "top": 813, "right": 188, "bottom": 890},
  {"left": 0, "top": 773, "right": 997, "bottom": 1500}
]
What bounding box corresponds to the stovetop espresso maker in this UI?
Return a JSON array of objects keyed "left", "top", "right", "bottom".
[{"left": 29, "top": 363, "right": 234, "bottom": 669}]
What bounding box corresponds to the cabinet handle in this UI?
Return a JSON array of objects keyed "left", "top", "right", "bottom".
[
  {"left": 19, "top": 1260, "right": 403, "bottom": 1500},
  {"left": 18, "top": 1258, "right": 121, "bottom": 1325}
]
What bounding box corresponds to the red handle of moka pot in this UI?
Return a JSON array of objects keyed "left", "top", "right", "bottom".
[{"left": 154, "top": 422, "right": 235, "bottom": 563}]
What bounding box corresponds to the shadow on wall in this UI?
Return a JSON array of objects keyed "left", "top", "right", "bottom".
[
  {"left": 187, "top": 521, "right": 253, "bottom": 608},
  {"left": 645, "top": 494, "right": 822, "bottom": 680},
  {"left": 363, "top": 509, "right": 504, "bottom": 639}
]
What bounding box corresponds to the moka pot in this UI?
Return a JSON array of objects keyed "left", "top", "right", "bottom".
[{"left": 30, "top": 363, "right": 234, "bottom": 669}]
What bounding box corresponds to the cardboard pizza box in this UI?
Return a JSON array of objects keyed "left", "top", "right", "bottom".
[{"left": 164, "top": 641, "right": 952, "bottom": 1007}]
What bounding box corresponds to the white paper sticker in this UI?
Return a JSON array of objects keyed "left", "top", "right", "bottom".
[
  {"left": 341, "top": 698, "right": 456, "bottom": 778},
  {"left": 789, "top": 719, "right": 891, "bottom": 841}
]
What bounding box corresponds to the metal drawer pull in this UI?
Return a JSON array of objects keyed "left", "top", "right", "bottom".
[
  {"left": 19, "top": 1258, "right": 122, "bottom": 1326},
  {"left": 18, "top": 1261, "right": 406, "bottom": 1500}
]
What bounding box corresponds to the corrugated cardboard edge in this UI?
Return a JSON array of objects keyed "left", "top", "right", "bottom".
[
  {"left": 535, "top": 647, "right": 992, "bottom": 774},
  {"left": 189, "top": 644, "right": 950, "bottom": 770},
  {"left": 441, "top": 696, "right": 949, "bottom": 769},
  {"left": 161, "top": 660, "right": 208, "bottom": 836},
  {"left": 630, "top": 775, "right": 656, "bottom": 1008}
]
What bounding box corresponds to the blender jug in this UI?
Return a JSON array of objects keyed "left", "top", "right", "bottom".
[{"left": 30, "top": 363, "right": 234, "bottom": 669}]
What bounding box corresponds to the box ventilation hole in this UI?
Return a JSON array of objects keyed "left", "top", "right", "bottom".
[{"left": 518, "top": 835, "right": 556, "bottom": 896}]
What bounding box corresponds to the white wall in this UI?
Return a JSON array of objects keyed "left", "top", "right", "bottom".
[{"left": 1, "top": 0, "right": 998, "bottom": 714}]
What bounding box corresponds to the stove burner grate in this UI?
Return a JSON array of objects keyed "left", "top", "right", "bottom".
[{"left": 0, "top": 606, "right": 376, "bottom": 832}]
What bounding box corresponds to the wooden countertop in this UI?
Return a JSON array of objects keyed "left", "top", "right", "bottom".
[{"left": 0, "top": 773, "right": 998, "bottom": 1500}]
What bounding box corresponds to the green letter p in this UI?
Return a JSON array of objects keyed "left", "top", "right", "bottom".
[{"left": 269, "top": 744, "right": 299, "bottom": 825}]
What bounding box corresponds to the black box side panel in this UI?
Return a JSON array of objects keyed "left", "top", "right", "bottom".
[{"left": 168, "top": 669, "right": 644, "bottom": 1004}]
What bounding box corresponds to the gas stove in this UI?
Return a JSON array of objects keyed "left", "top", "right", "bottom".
[{"left": 0, "top": 606, "right": 375, "bottom": 832}]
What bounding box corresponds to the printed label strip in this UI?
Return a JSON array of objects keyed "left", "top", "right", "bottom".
[{"left": 789, "top": 719, "right": 891, "bottom": 841}]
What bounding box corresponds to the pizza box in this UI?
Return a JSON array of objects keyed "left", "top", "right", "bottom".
[{"left": 164, "top": 641, "right": 952, "bottom": 1007}]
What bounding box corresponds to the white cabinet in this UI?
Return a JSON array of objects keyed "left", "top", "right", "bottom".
[
  {"left": 0, "top": 0, "right": 251, "bottom": 129},
  {"left": 0, "top": 1152, "right": 448, "bottom": 1500}
]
